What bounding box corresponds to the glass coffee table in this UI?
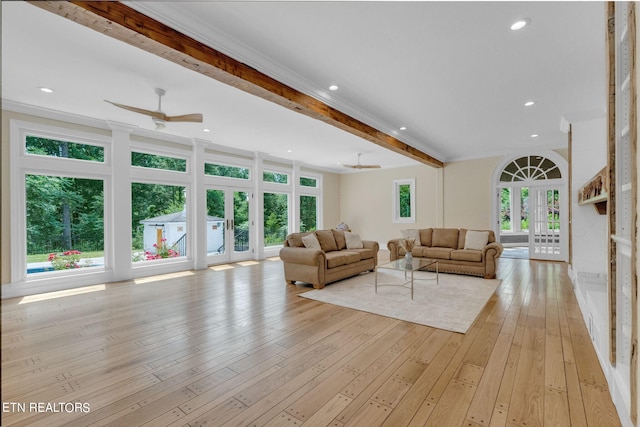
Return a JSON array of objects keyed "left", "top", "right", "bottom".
[{"left": 375, "top": 258, "right": 439, "bottom": 300}]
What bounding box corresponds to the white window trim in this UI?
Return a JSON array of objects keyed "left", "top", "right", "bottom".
[
  {"left": 393, "top": 178, "right": 416, "bottom": 224},
  {"left": 10, "top": 120, "right": 112, "bottom": 289}
]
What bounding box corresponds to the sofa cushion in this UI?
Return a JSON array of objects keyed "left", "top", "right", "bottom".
[
  {"left": 401, "top": 229, "right": 422, "bottom": 247},
  {"left": 316, "top": 230, "right": 338, "bottom": 252},
  {"left": 432, "top": 228, "right": 459, "bottom": 249},
  {"left": 287, "top": 232, "right": 311, "bottom": 247},
  {"left": 325, "top": 252, "right": 347, "bottom": 268},
  {"left": 343, "top": 251, "right": 361, "bottom": 264},
  {"left": 345, "top": 232, "right": 364, "bottom": 249},
  {"left": 424, "top": 247, "right": 453, "bottom": 259},
  {"left": 420, "top": 228, "right": 433, "bottom": 247},
  {"left": 412, "top": 247, "right": 427, "bottom": 257},
  {"left": 332, "top": 229, "right": 347, "bottom": 250},
  {"left": 302, "top": 233, "right": 321, "bottom": 250},
  {"left": 464, "top": 230, "right": 490, "bottom": 250},
  {"left": 451, "top": 249, "right": 483, "bottom": 262},
  {"left": 346, "top": 248, "right": 375, "bottom": 260}
]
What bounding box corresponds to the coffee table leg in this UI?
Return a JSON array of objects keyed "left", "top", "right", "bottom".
[
  {"left": 375, "top": 268, "right": 378, "bottom": 294},
  {"left": 411, "top": 270, "right": 414, "bottom": 300}
]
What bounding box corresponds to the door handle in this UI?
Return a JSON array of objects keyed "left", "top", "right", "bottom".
[{"left": 231, "top": 219, "right": 234, "bottom": 230}]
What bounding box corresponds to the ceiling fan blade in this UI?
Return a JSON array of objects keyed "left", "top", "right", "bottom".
[
  {"left": 165, "top": 113, "right": 203, "bottom": 123},
  {"left": 105, "top": 100, "right": 165, "bottom": 120},
  {"left": 343, "top": 164, "right": 381, "bottom": 169}
]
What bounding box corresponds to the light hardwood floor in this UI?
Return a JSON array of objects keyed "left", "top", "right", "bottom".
[{"left": 1, "top": 255, "right": 622, "bottom": 426}]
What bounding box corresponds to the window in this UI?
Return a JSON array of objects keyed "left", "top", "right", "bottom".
[
  {"left": 500, "top": 156, "right": 561, "bottom": 182},
  {"left": 26, "top": 175, "right": 104, "bottom": 274},
  {"left": 393, "top": 179, "right": 415, "bottom": 223},
  {"left": 300, "top": 176, "right": 317, "bottom": 187},
  {"left": 132, "top": 151, "right": 186, "bottom": 172},
  {"left": 204, "top": 163, "right": 249, "bottom": 179},
  {"left": 300, "top": 195, "right": 317, "bottom": 232},
  {"left": 131, "top": 183, "right": 186, "bottom": 262},
  {"left": 263, "top": 171, "right": 289, "bottom": 184},
  {"left": 263, "top": 192, "right": 288, "bottom": 246},
  {"left": 26, "top": 135, "right": 104, "bottom": 162},
  {"left": 500, "top": 188, "right": 512, "bottom": 231}
]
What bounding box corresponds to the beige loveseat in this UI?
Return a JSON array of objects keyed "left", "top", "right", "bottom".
[
  {"left": 387, "top": 228, "right": 503, "bottom": 279},
  {"left": 280, "top": 229, "right": 379, "bottom": 289}
]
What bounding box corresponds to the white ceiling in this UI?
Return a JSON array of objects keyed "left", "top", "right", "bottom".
[{"left": 2, "top": 1, "right": 605, "bottom": 173}]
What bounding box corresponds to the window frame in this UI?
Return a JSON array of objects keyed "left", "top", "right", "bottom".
[{"left": 10, "top": 120, "right": 112, "bottom": 286}]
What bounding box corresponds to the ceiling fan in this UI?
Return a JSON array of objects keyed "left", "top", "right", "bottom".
[
  {"left": 105, "top": 88, "right": 203, "bottom": 130},
  {"left": 343, "top": 153, "right": 381, "bottom": 169}
]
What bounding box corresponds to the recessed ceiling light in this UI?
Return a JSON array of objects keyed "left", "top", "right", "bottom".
[
  {"left": 287, "top": 150, "right": 292, "bottom": 153},
  {"left": 38, "top": 87, "right": 54, "bottom": 93},
  {"left": 530, "top": 134, "right": 539, "bottom": 138},
  {"left": 510, "top": 19, "right": 530, "bottom": 31},
  {"left": 400, "top": 126, "right": 407, "bottom": 131},
  {"left": 203, "top": 128, "right": 211, "bottom": 132},
  {"left": 524, "top": 100, "right": 535, "bottom": 107},
  {"left": 329, "top": 85, "right": 339, "bottom": 91}
]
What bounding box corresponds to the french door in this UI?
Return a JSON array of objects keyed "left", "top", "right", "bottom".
[
  {"left": 206, "top": 186, "right": 252, "bottom": 264},
  {"left": 529, "top": 186, "right": 565, "bottom": 261}
]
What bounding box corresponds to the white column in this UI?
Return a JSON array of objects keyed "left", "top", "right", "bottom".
[
  {"left": 192, "top": 139, "right": 208, "bottom": 270},
  {"left": 292, "top": 161, "right": 301, "bottom": 232},
  {"left": 254, "top": 152, "right": 265, "bottom": 260},
  {"left": 108, "top": 122, "right": 136, "bottom": 282}
]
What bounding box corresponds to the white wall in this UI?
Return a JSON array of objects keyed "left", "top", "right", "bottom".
[
  {"left": 568, "top": 117, "right": 611, "bottom": 392},
  {"left": 571, "top": 117, "right": 608, "bottom": 277},
  {"left": 339, "top": 164, "right": 443, "bottom": 246}
]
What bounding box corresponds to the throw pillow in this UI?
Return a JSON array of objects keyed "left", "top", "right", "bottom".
[
  {"left": 400, "top": 229, "right": 422, "bottom": 247},
  {"left": 464, "top": 230, "right": 490, "bottom": 250},
  {"left": 332, "top": 229, "right": 347, "bottom": 250},
  {"left": 315, "top": 230, "right": 338, "bottom": 252},
  {"left": 302, "top": 233, "right": 321, "bottom": 250},
  {"left": 302, "top": 233, "right": 322, "bottom": 249},
  {"left": 345, "top": 231, "right": 364, "bottom": 249}
]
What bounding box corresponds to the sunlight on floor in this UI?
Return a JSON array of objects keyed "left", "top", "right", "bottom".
[
  {"left": 19, "top": 284, "right": 106, "bottom": 304},
  {"left": 210, "top": 264, "right": 234, "bottom": 271},
  {"left": 236, "top": 260, "right": 259, "bottom": 266},
  {"left": 134, "top": 271, "right": 194, "bottom": 284}
]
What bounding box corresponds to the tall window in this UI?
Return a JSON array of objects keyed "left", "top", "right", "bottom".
[
  {"left": 299, "top": 174, "right": 320, "bottom": 232},
  {"left": 263, "top": 192, "right": 289, "bottom": 246},
  {"left": 300, "top": 195, "right": 317, "bottom": 232},
  {"left": 19, "top": 134, "right": 105, "bottom": 276},
  {"left": 26, "top": 175, "right": 104, "bottom": 274},
  {"left": 393, "top": 179, "right": 415, "bottom": 223},
  {"left": 499, "top": 156, "right": 561, "bottom": 235},
  {"left": 131, "top": 183, "right": 186, "bottom": 262}
]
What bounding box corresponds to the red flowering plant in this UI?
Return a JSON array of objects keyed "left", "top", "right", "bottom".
[
  {"left": 48, "top": 250, "right": 83, "bottom": 270},
  {"left": 145, "top": 238, "right": 179, "bottom": 260}
]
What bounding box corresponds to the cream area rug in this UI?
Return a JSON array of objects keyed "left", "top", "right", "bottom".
[{"left": 300, "top": 270, "right": 501, "bottom": 334}]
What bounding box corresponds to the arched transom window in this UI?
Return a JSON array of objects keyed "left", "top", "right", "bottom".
[{"left": 500, "top": 156, "right": 561, "bottom": 182}]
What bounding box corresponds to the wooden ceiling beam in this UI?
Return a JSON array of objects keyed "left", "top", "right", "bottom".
[{"left": 29, "top": 1, "right": 443, "bottom": 168}]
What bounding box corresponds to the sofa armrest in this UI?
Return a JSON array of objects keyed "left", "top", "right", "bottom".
[
  {"left": 482, "top": 242, "right": 503, "bottom": 259},
  {"left": 387, "top": 238, "right": 402, "bottom": 261},
  {"left": 279, "top": 247, "right": 325, "bottom": 266},
  {"left": 362, "top": 240, "right": 379, "bottom": 252},
  {"left": 362, "top": 240, "right": 380, "bottom": 266}
]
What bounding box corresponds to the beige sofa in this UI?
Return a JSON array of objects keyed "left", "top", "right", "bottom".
[
  {"left": 279, "top": 229, "right": 379, "bottom": 289},
  {"left": 387, "top": 228, "right": 503, "bottom": 279}
]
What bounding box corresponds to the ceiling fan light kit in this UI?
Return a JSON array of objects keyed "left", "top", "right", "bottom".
[{"left": 105, "top": 88, "right": 203, "bottom": 130}]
